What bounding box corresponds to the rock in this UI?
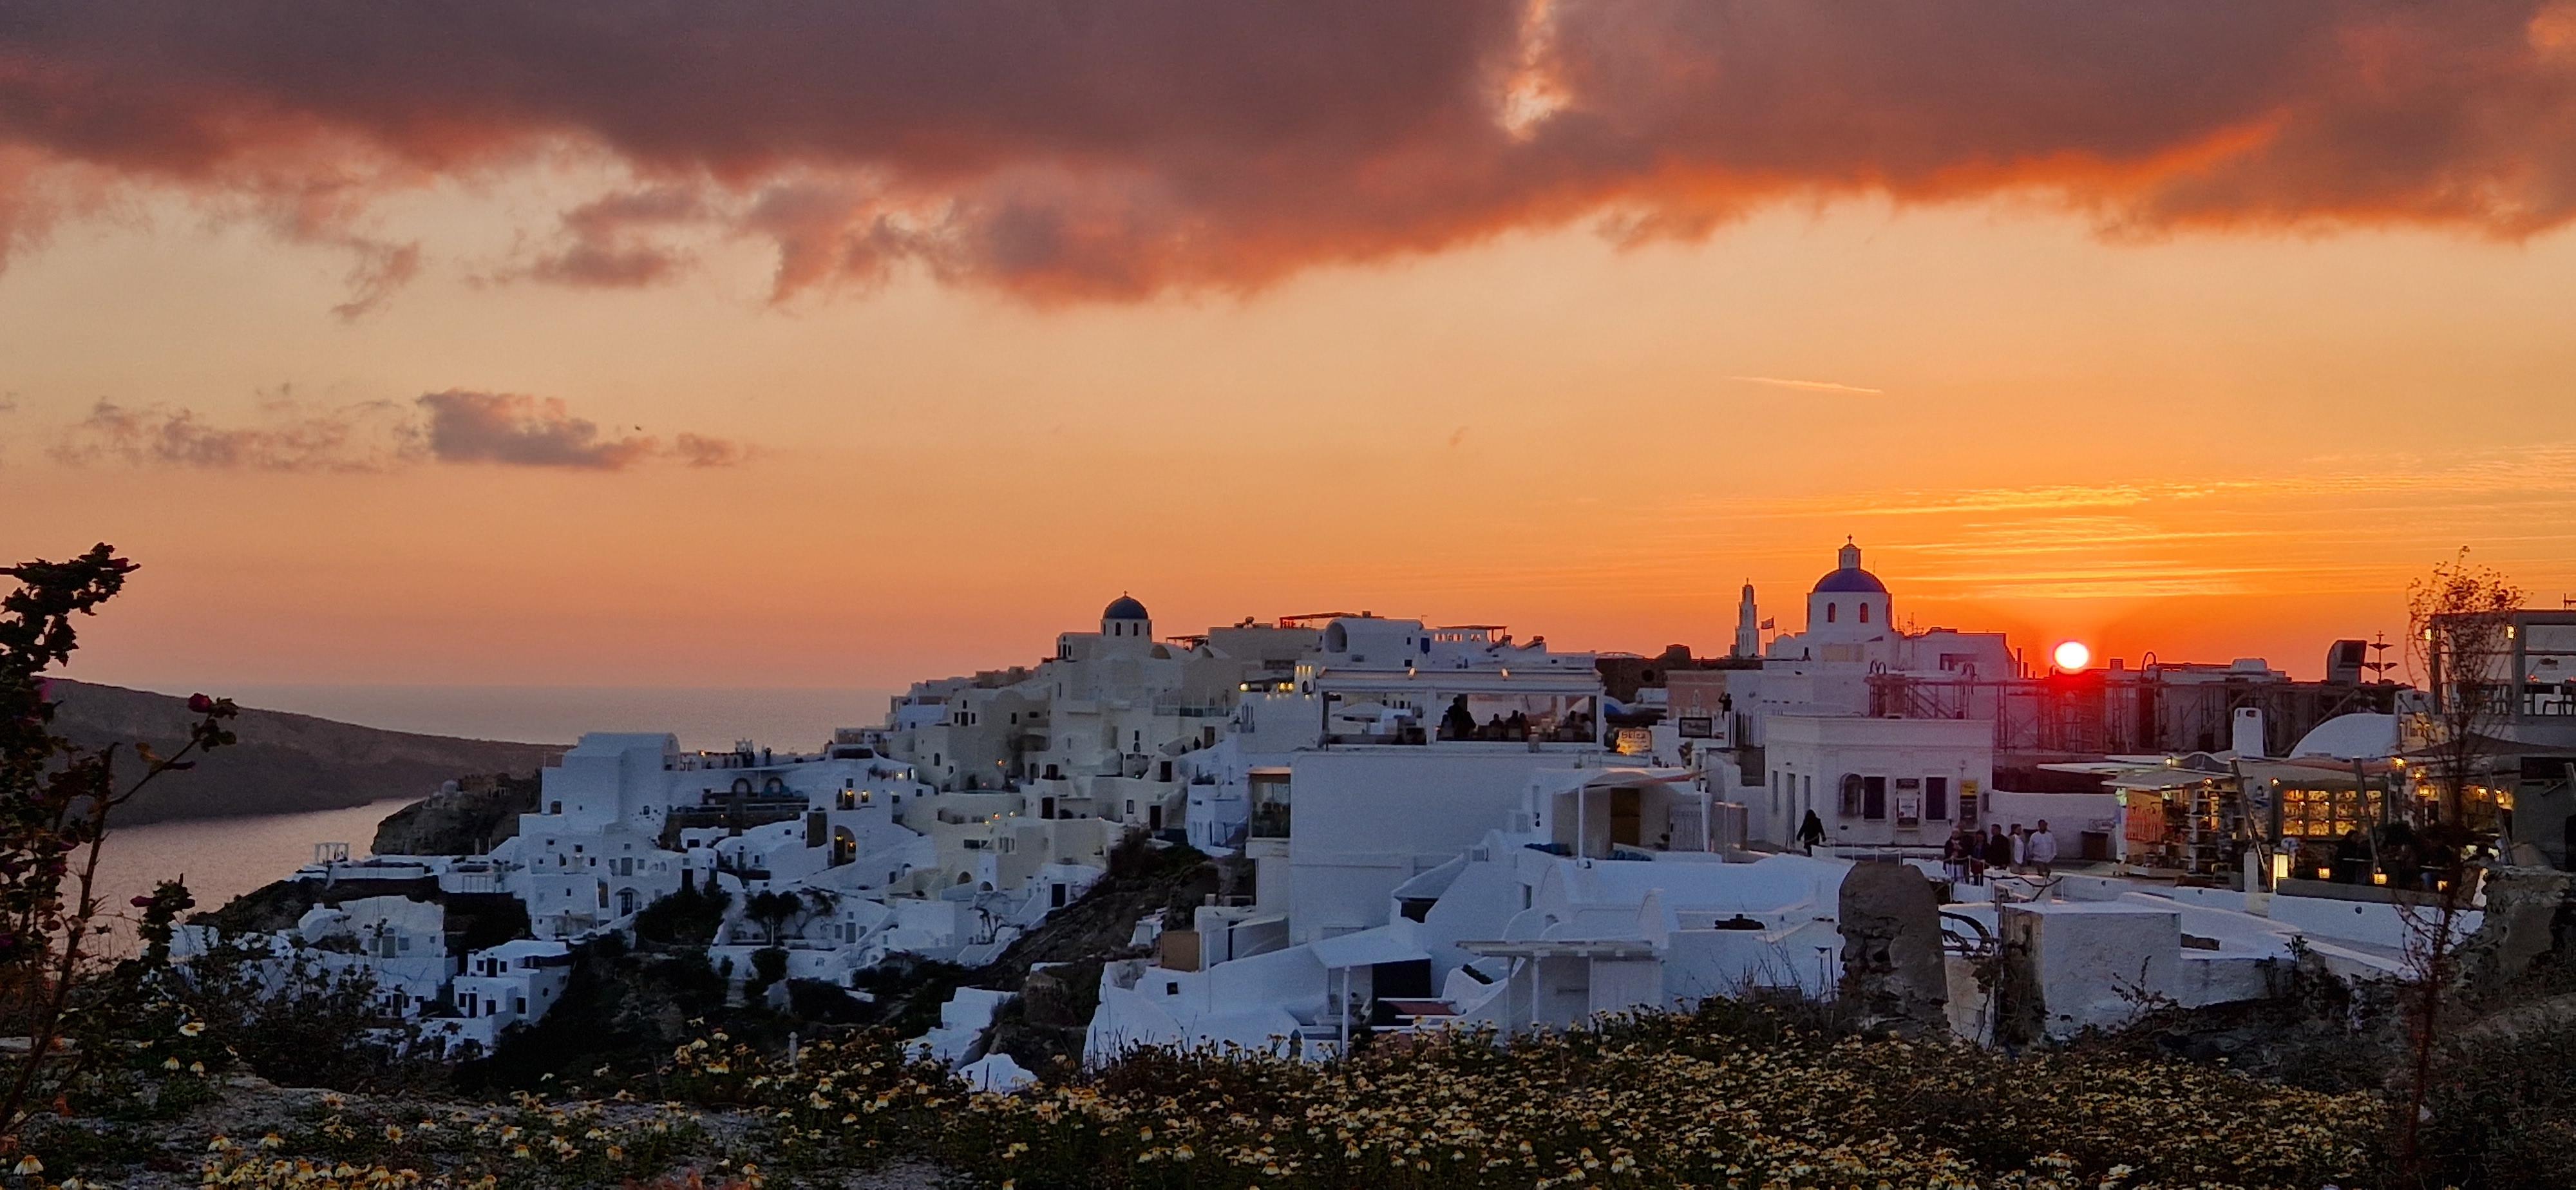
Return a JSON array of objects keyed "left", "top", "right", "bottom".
[
  {"left": 2455, "top": 865, "right": 2573, "bottom": 995},
  {"left": 1837, "top": 861, "right": 1948, "bottom": 1036},
  {"left": 370, "top": 774, "right": 540, "bottom": 856},
  {"left": 960, "top": 1052, "right": 1035, "bottom": 1093}
]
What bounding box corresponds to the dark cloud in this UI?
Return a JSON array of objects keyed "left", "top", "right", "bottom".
[
  {"left": 415, "top": 389, "right": 666, "bottom": 469},
  {"left": 46, "top": 392, "right": 748, "bottom": 472},
  {"left": 3, "top": 3, "right": 2575, "bottom": 305},
  {"left": 521, "top": 186, "right": 709, "bottom": 287},
  {"left": 50, "top": 398, "right": 416, "bottom": 471}
]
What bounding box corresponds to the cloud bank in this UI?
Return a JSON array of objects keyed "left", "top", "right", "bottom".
[
  {"left": 50, "top": 393, "right": 748, "bottom": 472},
  {"left": 5, "top": 2, "right": 2576, "bottom": 307}
]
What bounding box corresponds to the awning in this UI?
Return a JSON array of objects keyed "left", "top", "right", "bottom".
[
  {"left": 1311, "top": 923, "right": 1430, "bottom": 968},
  {"left": 1458, "top": 938, "right": 1658, "bottom": 960}
]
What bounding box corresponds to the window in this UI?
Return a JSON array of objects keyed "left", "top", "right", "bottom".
[
  {"left": 1801, "top": 775, "right": 1812, "bottom": 817},
  {"left": 549, "top": 801, "right": 563, "bottom": 815},
  {"left": 1862, "top": 776, "right": 1888, "bottom": 820},
  {"left": 1839, "top": 775, "right": 1863, "bottom": 818},
  {"left": 1926, "top": 777, "right": 1950, "bottom": 820},
  {"left": 1164, "top": 981, "right": 1180, "bottom": 996},
  {"left": 1769, "top": 771, "right": 1781, "bottom": 815},
  {"left": 1826, "top": 603, "right": 1837, "bottom": 623},
  {"left": 1858, "top": 603, "right": 1870, "bottom": 625}
]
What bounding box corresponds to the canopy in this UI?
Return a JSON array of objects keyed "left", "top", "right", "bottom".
[{"left": 1311, "top": 921, "right": 1430, "bottom": 969}]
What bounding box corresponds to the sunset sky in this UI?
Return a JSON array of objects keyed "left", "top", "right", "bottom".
[{"left": 6, "top": 2, "right": 2576, "bottom": 695}]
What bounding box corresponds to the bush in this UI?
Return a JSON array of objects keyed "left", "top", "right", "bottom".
[{"left": 633, "top": 884, "right": 730, "bottom": 947}]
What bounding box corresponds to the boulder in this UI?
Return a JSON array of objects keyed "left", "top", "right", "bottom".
[
  {"left": 2456, "top": 865, "right": 2574, "bottom": 995},
  {"left": 1837, "top": 862, "right": 1947, "bottom": 1035}
]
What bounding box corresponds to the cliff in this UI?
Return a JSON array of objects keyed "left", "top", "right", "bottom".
[
  {"left": 46, "top": 679, "right": 564, "bottom": 825},
  {"left": 370, "top": 773, "right": 540, "bottom": 855}
]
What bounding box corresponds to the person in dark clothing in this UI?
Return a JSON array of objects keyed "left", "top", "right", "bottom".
[
  {"left": 1984, "top": 826, "right": 2014, "bottom": 877},
  {"left": 1441, "top": 695, "right": 1476, "bottom": 742},
  {"left": 2332, "top": 829, "right": 2371, "bottom": 883},
  {"left": 1797, "top": 810, "right": 1826, "bottom": 856}
]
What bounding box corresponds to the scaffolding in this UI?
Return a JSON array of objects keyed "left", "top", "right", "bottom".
[{"left": 1867, "top": 670, "right": 2399, "bottom": 760}]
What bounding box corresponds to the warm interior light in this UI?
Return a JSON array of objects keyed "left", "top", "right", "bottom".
[{"left": 2052, "top": 640, "right": 2092, "bottom": 671}]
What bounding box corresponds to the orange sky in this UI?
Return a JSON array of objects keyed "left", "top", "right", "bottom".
[{"left": 5, "top": 5, "right": 2575, "bottom": 693}]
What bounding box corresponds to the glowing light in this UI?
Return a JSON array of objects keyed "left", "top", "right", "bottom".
[{"left": 2052, "top": 640, "right": 2092, "bottom": 671}]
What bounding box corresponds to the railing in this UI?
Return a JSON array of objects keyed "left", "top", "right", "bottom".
[
  {"left": 1939, "top": 911, "right": 1995, "bottom": 958},
  {"left": 1434, "top": 723, "right": 1596, "bottom": 744}
]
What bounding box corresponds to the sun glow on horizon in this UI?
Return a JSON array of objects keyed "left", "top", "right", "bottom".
[{"left": 2053, "top": 640, "right": 2093, "bottom": 672}]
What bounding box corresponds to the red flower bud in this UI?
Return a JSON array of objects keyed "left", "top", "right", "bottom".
[{"left": 187, "top": 693, "right": 216, "bottom": 713}]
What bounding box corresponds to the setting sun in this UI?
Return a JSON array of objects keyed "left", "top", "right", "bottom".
[{"left": 2053, "top": 640, "right": 2093, "bottom": 671}]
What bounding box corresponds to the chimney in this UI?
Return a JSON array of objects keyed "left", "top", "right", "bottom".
[{"left": 2231, "top": 707, "right": 2266, "bottom": 759}]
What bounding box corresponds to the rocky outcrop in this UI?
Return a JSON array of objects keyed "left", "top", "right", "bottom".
[
  {"left": 1837, "top": 861, "right": 1948, "bottom": 1036},
  {"left": 370, "top": 775, "right": 539, "bottom": 855}
]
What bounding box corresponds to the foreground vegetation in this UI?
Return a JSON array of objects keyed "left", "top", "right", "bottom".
[{"left": 15, "top": 999, "right": 2405, "bottom": 1189}]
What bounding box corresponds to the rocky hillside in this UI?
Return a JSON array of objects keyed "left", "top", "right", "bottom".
[
  {"left": 48, "top": 679, "right": 562, "bottom": 824},
  {"left": 370, "top": 773, "right": 541, "bottom": 855}
]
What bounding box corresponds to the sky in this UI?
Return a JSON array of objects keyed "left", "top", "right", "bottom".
[{"left": 5, "top": 1, "right": 2576, "bottom": 696}]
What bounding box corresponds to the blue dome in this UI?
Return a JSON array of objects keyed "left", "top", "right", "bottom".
[
  {"left": 1103, "top": 595, "right": 1150, "bottom": 621},
  {"left": 1812, "top": 568, "right": 1889, "bottom": 595}
]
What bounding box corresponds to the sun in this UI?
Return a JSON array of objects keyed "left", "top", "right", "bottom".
[{"left": 2052, "top": 640, "right": 2092, "bottom": 672}]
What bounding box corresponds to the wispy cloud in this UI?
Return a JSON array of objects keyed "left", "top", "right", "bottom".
[
  {"left": 1726, "top": 375, "right": 1884, "bottom": 397},
  {"left": 48, "top": 392, "right": 752, "bottom": 473}
]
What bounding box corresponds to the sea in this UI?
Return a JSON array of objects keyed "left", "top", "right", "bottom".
[{"left": 81, "top": 683, "right": 893, "bottom": 950}]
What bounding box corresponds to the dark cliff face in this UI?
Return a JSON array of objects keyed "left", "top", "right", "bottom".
[
  {"left": 46, "top": 679, "right": 563, "bottom": 824},
  {"left": 369, "top": 775, "right": 540, "bottom": 856}
]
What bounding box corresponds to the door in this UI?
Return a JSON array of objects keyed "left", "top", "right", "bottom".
[{"left": 1609, "top": 787, "right": 1642, "bottom": 848}]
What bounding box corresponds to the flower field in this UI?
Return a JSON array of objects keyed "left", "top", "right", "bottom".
[
  {"left": 661, "top": 1004, "right": 2382, "bottom": 1190},
  {"left": 16, "top": 1003, "right": 2391, "bottom": 1188}
]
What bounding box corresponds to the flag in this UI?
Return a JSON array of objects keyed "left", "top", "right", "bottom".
[{"left": 1759, "top": 618, "right": 1776, "bottom": 630}]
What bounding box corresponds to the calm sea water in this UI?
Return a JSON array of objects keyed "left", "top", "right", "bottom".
[
  {"left": 88, "top": 797, "right": 415, "bottom": 953},
  {"left": 75, "top": 684, "right": 895, "bottom": 945}
]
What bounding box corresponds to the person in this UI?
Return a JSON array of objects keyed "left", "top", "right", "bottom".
[
  {"left": 1441, "top": 695, "right": 1476, "bottom": 742},
  {"left": 1984, "top": 826, "right": 2013, "bottom": 880},
  {"left": 2027, "top": 818, "right": 2060, "bottom": 879},
  {"left": 2009, "top": 824, "right": 2028, "bottom": 874},
  {"left": 1797, "top": 809, "right": 1826, "bottom": 856},
  {"left": 1942, "top": 827, "right": 1971, "bottom": 887},
  {"left": 2332, "top": 829, "right": 2370, "bottom": 884}
]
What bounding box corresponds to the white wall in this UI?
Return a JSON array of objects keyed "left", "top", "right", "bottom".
[
  {"left": 1760, "top": 716, "right": 1992, "bottom": 849},
  {"left": 1285, "top": 751, "right": 1586, "bottom": 942}
]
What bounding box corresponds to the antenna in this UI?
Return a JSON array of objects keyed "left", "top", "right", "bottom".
[{"left": 2363, "top": 632, "right": 2397, "bottom": 683}]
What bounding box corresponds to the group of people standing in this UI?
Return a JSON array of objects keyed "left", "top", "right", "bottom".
[{"left": 1944, "top": 820, "right": 2059, "bottom": 885}]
